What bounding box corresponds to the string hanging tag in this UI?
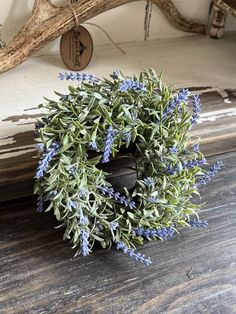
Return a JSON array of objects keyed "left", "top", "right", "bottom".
[{"left": 60, "top": 1, "right": 93, "bottom": 71}]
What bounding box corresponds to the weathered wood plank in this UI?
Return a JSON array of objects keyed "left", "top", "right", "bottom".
[
  {"left": 0, "top": 87, "right": 236, "bottom": 203},
  {"left": 0, "top": 151, "right": 235, "bottom": 313}
]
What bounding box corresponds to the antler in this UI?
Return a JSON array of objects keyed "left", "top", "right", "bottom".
[
  {"left": 212, "top": 0, "right": 236, "bottom": 17},
  {"left": 0, "top": 0, "right": 205, "bottom": 74}
]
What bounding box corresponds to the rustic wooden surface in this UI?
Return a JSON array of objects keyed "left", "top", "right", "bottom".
[
  {"left": 0, "top": 150, "right": 236, "bottom": 313},
  {"left": 1, "top": 87, "right": 236, "bottom": 203}
]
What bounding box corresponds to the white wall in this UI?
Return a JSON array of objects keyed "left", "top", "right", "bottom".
[{"left": 0, "top": 0, "right": 236, "bottom": 55}]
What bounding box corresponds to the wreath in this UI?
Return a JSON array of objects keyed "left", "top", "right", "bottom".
[{"left": 34, "top": 69, "right": 223, "bottom": 265}]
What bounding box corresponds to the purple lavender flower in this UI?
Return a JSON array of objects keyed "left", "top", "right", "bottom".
[
  {"left": 119, "top": 80, "right": 147, "bottom": 93},
  {"left": 36, "top": 195, "right": 44, "bottom": 213},
  {"left": 188, "top": 219, "right": 208, "bottom": 228},
  {"left": 35, "top": 142, "right": 60, "bottom": 178},
  {"left": 116, "top": 241, "right": 152, "bottom": 266},
  {"left": 160, "top": 156, "right": 167, "bottom": 162},
  {"left": 123, "top": 132, "right": 132, "bottom": 145},
  {"left": 35, "top": 122, "right": 45, "bottom": 130},
  {"left": 78, "top": 187, "right": 89, "bottom": 198},
  {"left": 190, "top": 95, "right": 201, "bottom": 125},
  {"left": 69, "top": 166, "right": 77, "bottom": 175},
  {"left": 110, "top": 221, "right": 119, "bottom": 230},
  {"left": 110, "top": 69, "right": 120, "bottom": 80},
  {"left": 68, "top": 200, "right": 77, "bottom": 210},
  {"left": 102, "top": 126, "right": 115, "bottom": 163},
  {"left": 147, "top": 196, "right": 159, "bottom": 203},
  {"left": 197, "top": 160, "right": 223, "bottom": 186},
  {"left": 59, "top": 94, "right": 68, "bottom": 101},
  {"left": 130, "top": 111, "right": 138, "bottom": 121},
  {"left": 134, "top": 226, "right": 175, "bottom": 239},
  {"left": 183, "top": 158, "right": 206, "bottom": 169},
  {"left": 58, "top": 72, "right": 98, "bottom": 83},
  {"left": 98, "top": 186, "right": 136, "bottom": 209},
  {"left": 36, "top": 143, "right": 44, "bottom": 152},
  {"left": 168, "top": 158, "right": 207, "bottom": 174},
  {"left": 163, "top": 89, "right": 189, "bottom": 118},
  {"left": 192, "top": 143, "right": 200, "bottom": 152},
  {"left": 47, "top": 190, "right": 57, "bottom": 200},
  {"left": 89, "top": 141, "right": 98, "bottom": 150},
  {"left": 79, "top": 208, "right": 89, "bottom": 225},
  {"left": 144, "top": 177, "right": 155, "bottom": 187},
  {"left": 80, "top": 229, "right": 90, "bottom": 256},
  {"left": 169, "top": 145, "right": 177, "bottom": 154}
]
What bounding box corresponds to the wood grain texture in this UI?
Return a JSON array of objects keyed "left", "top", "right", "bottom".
[
  {"left": 0, "top": 151, "right": 236, "bottom": 313},
  {"left": 1, "top": 87, "right": 236, "bottom": 203}
]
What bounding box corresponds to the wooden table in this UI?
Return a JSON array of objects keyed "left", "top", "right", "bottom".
[{"left": 1, "top": 90, "right": 236, "bottom": 313}]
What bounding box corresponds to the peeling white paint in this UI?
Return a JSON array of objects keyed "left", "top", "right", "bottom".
[
  {"left": 224, "top": 98, "right": 232, "bottom": 104},
  {"left": 199, "top": 108, "right": 236, "bottom": 123},
  {"left": 217, "top": 89, "right": 230, "bottom": 99},
  {"left": 0, "top": 137, "right": 16, "bottom": 146},
  {"left": 0, "top": 147, "right": 35, "bottom": 160},
  {"left": 0, "top": 144, "right": 35, "bottom": 154}
]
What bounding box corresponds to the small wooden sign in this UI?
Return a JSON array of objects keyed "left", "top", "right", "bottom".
[{"left": 60, "top": 26, "right": 93, "bottom": 71}]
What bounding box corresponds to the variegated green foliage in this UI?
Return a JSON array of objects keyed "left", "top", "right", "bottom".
[{"left": 34, "top": 69, "right": 205, "bottom": 255}]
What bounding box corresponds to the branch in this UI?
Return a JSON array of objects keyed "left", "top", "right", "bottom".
[
  {"left": 0, "top": 0, "right": 206, "bottom": 74},
  {"left": 212, "top": 0, "right": 236, "bottom": 17}
]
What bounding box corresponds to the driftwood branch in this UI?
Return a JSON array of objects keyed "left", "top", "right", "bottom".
[
  {"left": 0, "top": 0, "right": 205, "bottom": 74},
  {"left": 207, "top": 4, "right": 227, "bottom": 39},
  {"left": 212, "top": 0, "right": 236, "bottom": 17},
  {"left": 207, "top": 0, "right": 236, "bottom": 39}
]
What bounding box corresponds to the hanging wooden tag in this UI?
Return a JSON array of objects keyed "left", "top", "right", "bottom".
[{"left": 60, "top": 26, "right": 93, "bottom": 71}]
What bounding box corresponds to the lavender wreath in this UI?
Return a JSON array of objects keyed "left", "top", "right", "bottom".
[{"left": 34, "top": 69, "right": 223, "bottom": 265}]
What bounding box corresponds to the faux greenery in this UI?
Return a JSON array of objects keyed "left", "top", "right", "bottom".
[{"left": 34, "top": 69, "right": 223, "bottom": 265}]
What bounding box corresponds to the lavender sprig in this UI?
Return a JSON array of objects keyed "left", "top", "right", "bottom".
[
  {"left": 35, "top": 142, "right": 60, "bottom": 178},
  {"left": 163, "top": 89, "right": 189, "bottom": 118},
  {"left": 110, "top": 69, "right": 120, "bottom": 80},
  {"left": 69, "top": 166, "right": 77, "bottom": 175},
  {"left": 119, "top": 80, "right": 147, "bottom": 93},
  {"left": 197, "top": 161, "right": 223, "bottom": 186},
  {"left": 192, "top": 143, "right": 200, "bottom": 152},
  {"left": 110, "top": 221, "right": 119, "bottom": 230},
  {"left": 190, "top": 95, "right": 201, "bottom": 125},
  {"left": 188, "top": 219, "right": 208, "bottom": 228},
  {"left": 123, "top": 132, "right": 132, "bottom": 145},
  {"left": 77, "top": 209, "right": 89, "bottom": 256},
  {"left": 183, "top": 158, "right": 206, "bottom": 169},
  {"left": 47, "top": 190, "right": 57, "bottom": 200},
  {"left": 144, "top": 177, "right": 155, "bottom": 187},
  {"left": 134, "top": 226, "right": 175, "bottom": 239},
  {"left": 36, "top": 143, "right": 44, "bottom": 152},
  {"left": 169, "top": 145, "right": 177, "bottom": 154},
  {"left": 102, "top": 126, "right": 115, "bottom": 163},
  {"left": 79, "top": 208, "right": 89, "bottom": 225},
  {"left": 167, "top": 158, "right": 206, "bottom": 174},
  {"left": 116, "top": 241, "right": 152, "bottom": 266},
  {"left": 147, "top": 196, "right": 159, "bottom": 203},
  {"left": 78, "top": 187, "right": 89, "bottom": 198},
  {"left": 80, "top": 229, "right": 90, "bottom": 256},
  {"left": 89, "top": 141, "right": 98, "bottom": 151},
  {"left": 98, "top": 186, "right": 136, "bottom": 209},
  {"left": 68, "top": 200, "right": 77, "bottom": 210},
  {"left": 58, "top": 72, "right": 98, "bottom": 83},
  {"left": 36, "top": 195, "right": 44, "bottom": 213}
]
